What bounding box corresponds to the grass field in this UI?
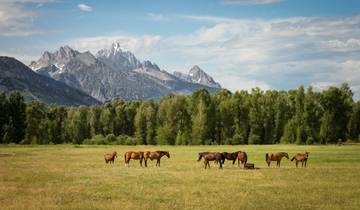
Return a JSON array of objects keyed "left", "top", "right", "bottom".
[{"left": 0, "top": 144, "right": 359, "bottom": 210}]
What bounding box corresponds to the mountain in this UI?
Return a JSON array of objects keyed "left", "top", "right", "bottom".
[
  {"left": 173, "top": 65, "right": 221, "bottom": 88},
  {"left": 30, "top": 43, "right": 221, "bottom": 101},
  {"left": 0, "top": 56, "right": 100, "bottom": 106}
]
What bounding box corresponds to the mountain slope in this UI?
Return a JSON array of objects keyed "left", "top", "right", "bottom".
[
  {"left": 30, "top": 44, "right": 221, "bottom": 101},
  {"left": 0, "top": 56, "right": 100, "bottom": 105}
]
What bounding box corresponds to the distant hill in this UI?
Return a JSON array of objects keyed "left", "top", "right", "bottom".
[{"left": 0, "top": 56, "right": 100, "bottom": 106}]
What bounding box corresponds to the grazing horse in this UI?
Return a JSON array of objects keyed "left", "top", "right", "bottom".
[
  {"left": 144, "top": 151, "right": 170, "bottom": 167},
  {"left": 221, "top": 151, "right": 240, "bottom": 165},
  {"left": 265, "top": 152, "right": 289, "bottom": 167},
  {"left": 291, "top": 152, "right": 309, "bottom": 168},
  {"left": 198, "top": 152, "right": 224, "bottom": 169},
  {"left": 237, "top": 151, "right": 248, "bottom": 168},
  {"left": 104, "top": 151, "right": 117, "bottom": 164},
  {"left": 124, "top": 151, "right": 144, "bottom": 167}
]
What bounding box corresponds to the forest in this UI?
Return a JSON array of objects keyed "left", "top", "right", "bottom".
[{"left": 0, "top": 84, "right": 359, "bottom": 145}]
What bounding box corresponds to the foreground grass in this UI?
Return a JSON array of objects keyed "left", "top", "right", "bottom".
[{"left": 0, "top": 144, "right": 359, "bottom": 210}]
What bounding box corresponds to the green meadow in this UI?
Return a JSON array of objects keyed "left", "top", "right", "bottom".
[{"left": 0, "top": 144, "right": 359, "bottom": 210}]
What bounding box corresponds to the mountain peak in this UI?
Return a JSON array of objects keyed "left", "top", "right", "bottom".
[
  {"left": 96, "top": 43, "right": 141, "bottom": 71},
  {"left": 174, "top": 65, "right": 221, "bottom": 88}
]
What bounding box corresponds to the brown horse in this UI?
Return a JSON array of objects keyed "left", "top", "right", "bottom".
[
  {"left": 198, "top": 152, "right": 224, "bottom": 169},
  {"left": 237, "top": 151, "right": 248, "bottom": 168},
  {"left": 144, "top": 151, "right": 170, "bottom": 167},
  {"left": 291, "top": 152, "right": 309, "bottom": 168},
  {"left": 124, "top": 151, "right": 144, "bottom": 167},
  {"left": 104, "top": 151, "right": 117, "bottom": 164},
  {"left": 221, "top": 151, "right": 240, "bottom": 165},
  {"left": 265, "top": 152, "right": 289, "bottom": 167}
]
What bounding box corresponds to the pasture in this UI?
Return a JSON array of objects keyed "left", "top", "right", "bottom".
[{"left": 0, "top": 144, "right": 359, "bottom": 210}]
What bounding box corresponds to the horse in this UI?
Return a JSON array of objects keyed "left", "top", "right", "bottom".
[
  {"left": 104, "top": 151, "right": 117, "bottom": 164},
  {"left": 221, "top": 151, "right": 240, "bottom": 165},
  {"left": 237, "top": 151, "right": 248, "bottom": 168},
  {"left": 124, "top": 151, "right": 144, "bottom": 167},
  {"left": 198, "top": 152, "right": 224, "bottom": 169},
  {"left": 265, "top": 152, "right": 289, "bottom": 167},
  {"left": 291, "top": 152, "right": 309, "bottom": 168},
  {"left": 144, "top": 151, "right": 170, "bottom": 167}
]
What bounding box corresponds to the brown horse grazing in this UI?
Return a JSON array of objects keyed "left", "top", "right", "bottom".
[
  {"left": 198, "top": 152, "right": 224, "bottom": 169},
  {"left": 291, "top": 152, "right": 309, "bottom": 168},
  {"left": 104, "top": 151, "right": 117, "bottom": 164},
  {"left": 265, "top": 152, "right": 289, "bottom": 167},
  {"left": 124, "top": 151, "right": 144, "bottom": 167},
  {"left": 144, "top": 151, "right": 170, "bottom": 167},
  {"left": 237, "top": 151, "right": 248, "bottom": 168},
  {"left": 221, "top": 151, "right": 240, "bottom": 165}
]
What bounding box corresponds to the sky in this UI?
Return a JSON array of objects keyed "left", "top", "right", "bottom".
[{"left": 1, "top": 0, "right": 360, "bottom": 98}]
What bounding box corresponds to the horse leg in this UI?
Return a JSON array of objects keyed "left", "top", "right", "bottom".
[
  {"left": 157, "top": 159, "right": 160, "bottom": 167},
  {"left": 296, "top": 161, "right": 298, "bottom": 168},
  {"left": 305, "top": 160, "right": 307, "bottom": 168},
  {"left": 219, "top": 160, "right": 223, "bottom": 169}
]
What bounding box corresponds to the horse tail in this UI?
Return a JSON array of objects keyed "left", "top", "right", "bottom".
[
  {"left": 291, "top": 156, "right": 295, "bottom": 161},
  {"left": 244, "top": 152, "right": 248, "bottom": 164},
  {"left": 124, "top": 153, "right": 128, "bottom": 163}
]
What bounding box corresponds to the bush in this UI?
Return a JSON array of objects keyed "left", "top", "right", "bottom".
[
  {"left": 248, "top": 134, "right": 261, "bottom": 144},
  {"left": 83, "top": 135, "right": 106, "bottom": 145},
  {"left": 232, "top": 133, "right": 245, "bottom": 145},
  {"left": 306, "top": 137, "right": 314, "bottom": 145},
  {"left": 224, "top": 138, "right": 232, "bottom": 145},
  {"left": 106, "top": 134, "right": 117, "bottom": 143}
]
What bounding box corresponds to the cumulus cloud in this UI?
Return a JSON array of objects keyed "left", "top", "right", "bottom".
[
  {"left": 67, "top": 14, "right": 360, "bottom": 97},
  {"left": 222, "top": 0, "right": 285, "bottom": 5},
  {"left": 78, "top": 4, "right": 92, "bottom": 12}
]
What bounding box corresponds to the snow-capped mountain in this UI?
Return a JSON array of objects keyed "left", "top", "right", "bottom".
[
  {"left": 173, "top": 65, "right": 221, "bottom": 88},
  {"left": 29, "top": 43, "right": 221, "bottom": 101},
  {"left": 96, "top": 43, "right": 141, "bottom": 71}
]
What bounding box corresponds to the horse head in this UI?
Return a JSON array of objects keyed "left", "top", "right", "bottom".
[
  {"left": 163, "top": 151, "right": 170, "bottom": 158},
  {"left": 113, "top": 151, "right": 118, "bottom": 158},
  {"left": 284, "top": 152, "right": 289, "bottom": 159}
]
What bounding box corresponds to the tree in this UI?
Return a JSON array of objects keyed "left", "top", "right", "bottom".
[
  {"left": 100, "top": 103, "right": 114, "bottom": 135},
  {"left": 8, "top": 92, "right": 26, "bottom": 143},
  {"left": 72, "top": 106, "right": 90, "bottom": 144}
]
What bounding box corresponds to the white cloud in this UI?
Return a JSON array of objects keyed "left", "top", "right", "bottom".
[
  {"left": 147, "top": 13, "right": 166, "bottom": 21},
  {"left": 67, "top": 14, "right": 360, "bottom": 97},
  {"left": 78, "top": 4, "right": 92, "bottom": 12},
  {"left": 222, "top": 0, "right": 285, "bottom": 5},
  {"left": 0, "top": 0, "right": 57, "bottom": 36}
]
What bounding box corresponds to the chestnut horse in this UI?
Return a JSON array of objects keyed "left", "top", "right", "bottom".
[
  {"left": 144, "top": 151, "right": 170, "bottom": 167},
  {"left": 237, "top": 151, "right": 248, "bottom": 168},
  {"left": 104, "top": 151, "right": 117, "bottom": 164},
  {"left": 124, "top": 151, "right": 144, "bottom": 167},
  {"left": 198, "top": 152, "right": 224, "bottom": 169},
  {"left": 291, "top": 152, "right": 309, "bottom": 168},
  {"left": 265, "top": 152, "right": 289, "bottom": 167},
  {"left": 221, "top": 151, "right": 240, "bottom": 165}
]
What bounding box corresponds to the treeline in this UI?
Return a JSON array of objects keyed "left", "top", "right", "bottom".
[{"left": 1, "top": 84, "right": 359, "bottom": 145}]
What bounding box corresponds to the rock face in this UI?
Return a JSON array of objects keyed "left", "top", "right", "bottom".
[
  {"left": 30, "top": 43, "right": 221, "bottom": 101},
  {"left": 173, "top": 65, "right": 221, "bottom": 88},
  {"left": 0, "top": 56, "right": 100, "bottom": 106}
]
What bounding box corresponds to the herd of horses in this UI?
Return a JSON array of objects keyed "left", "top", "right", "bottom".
[{"left": 104, "top": 150, "right": 310, "bottom": 169}]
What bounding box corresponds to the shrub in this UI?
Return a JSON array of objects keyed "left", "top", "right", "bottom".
[
  {"left": 232, "top": 133, "right": 245, "bottom": 145},
  {"left": 106, "top": 134, "right": 117, "bottom": 143},
  {"left": 248, "top": 134, "right": 261, "bottom": 144},
  {"left": 306, "top": 137, "right": 314, "bottom": 145}
]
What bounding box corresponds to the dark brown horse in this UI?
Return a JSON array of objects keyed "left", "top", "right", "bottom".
[
  {"left": 198, "top": 152, "right": 224, "bottom": 169},
  {"left": 144, "top": 151, "right": 170, "bottom": 167},
  {"left": 104, "top": 151, "right": 117, "bottom": 164},
  {"left": 291, "top": 152, "right": 309, "bottom": 168},
  {"left": 124, "top": 151, "right": 144, "bottom": 167},
  {"left": 221, "top": 151, "right": 240, "bottom": 165},
  {"left": 265, "top": 152, "right": 289, "bottom": 167},
  {"left": 237, "top": 151, "right": 248, "bottom": 168}
]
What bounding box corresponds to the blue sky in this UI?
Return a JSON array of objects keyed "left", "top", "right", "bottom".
[{"left": 1, "top": 0, "right": 360, "bottom": 98}]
